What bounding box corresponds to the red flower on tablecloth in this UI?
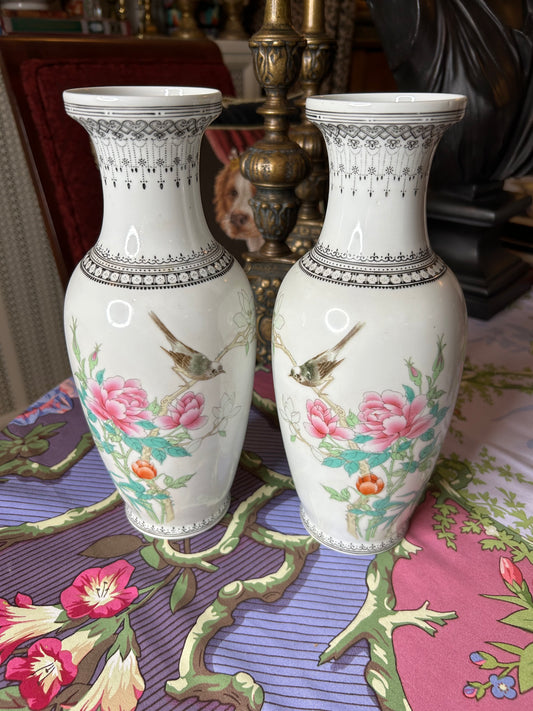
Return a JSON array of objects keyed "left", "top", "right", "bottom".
[
  {"left": 304, "top": 399, "right": 353, "bottom": 440},
  {"left": 0, "top": 593, "right": 63, "bottom": 664},
  {"left": 64, "top": 649, "right": 144, "bottom": 711},
  {"left": 5, "top": 637, "right": 77, "bottom": 710},
  {"left": 86, "top": 376, "right": 152, "bottom": 436},
  {"left": 131, "top": 459, "right": 158, "bottom": 479},
  {"left": 355, "top": 390, "right": 434, "bottom": 452},
  {"left": 155, "top": 391, "right": 207, "bottom": 431},
  {"left": 60, "top": 560, "right": 138, "bottom": 619},
  {"left": 499, "top": 556, "right": 523, "bottom": 587}
]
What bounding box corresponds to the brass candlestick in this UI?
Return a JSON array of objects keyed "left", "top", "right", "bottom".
[
  {"left": 220, "top": 0, "right": 248, "bottom": 40},
  {"left": 240, "top": 0, "right": 310, "bottom": 366},
  {"left": 287, "top": 0, "right": 334, "bottom": 255},
  {"left": 173, "top": 0, "right": 203, "bottom": 39}
]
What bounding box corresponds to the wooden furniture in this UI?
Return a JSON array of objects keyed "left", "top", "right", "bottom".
[{"left": 0, "top": 35, "right": 236, "bottom": 283}]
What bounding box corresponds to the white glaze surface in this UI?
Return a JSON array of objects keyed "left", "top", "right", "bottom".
[{"left": 272, "top": 92, "right": 467, "bottom": 554}]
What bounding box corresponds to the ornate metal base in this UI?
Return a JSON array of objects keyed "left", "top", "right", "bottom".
[
  {"left": 244, "top": 250, "right": 298, "bottom": 367},
  {"left": 126, "top": 494, "right": 230, "bottom": 540},
  {"left": 300, "top": 507, "right": 406, "bottom": 556},
  {"left": 286, "top": 218, "right": 322, "bottom": 256}
]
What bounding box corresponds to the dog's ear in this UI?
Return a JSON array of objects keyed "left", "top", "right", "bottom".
[{"left": 214, "top": 163, "right": 232, "bottom": 221}]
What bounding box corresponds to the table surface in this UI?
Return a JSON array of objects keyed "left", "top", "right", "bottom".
[{"left": 1, "top": 288, "right": 533, "bottom": 711}]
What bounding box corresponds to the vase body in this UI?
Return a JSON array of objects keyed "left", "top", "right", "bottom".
[
  {"left": 63, "top": 87, "right": 256, "bottom": 539},
  {"left": 272, "top": 93, "right": 467, "bottom": 554}
]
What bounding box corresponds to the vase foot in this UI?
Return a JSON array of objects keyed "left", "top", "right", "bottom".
[
  {"left": 300, "top": 507, "right": 405, "bottom": 556},
  {"left": 125, "top": 494, "right": 231, "bottom": 540}
]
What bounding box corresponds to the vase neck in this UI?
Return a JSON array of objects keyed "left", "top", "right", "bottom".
[
  {"left": 315, "top": 118, "right": 453, "bottom": 259},
  {"left": 65, "top": 98, "right": 220, "bottom": 262}
]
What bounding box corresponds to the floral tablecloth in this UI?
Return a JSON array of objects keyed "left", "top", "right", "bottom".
[{"left": 1, "top": 288, "right": 533, "bottom": 711}]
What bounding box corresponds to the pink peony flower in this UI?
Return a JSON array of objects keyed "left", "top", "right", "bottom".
[
  {"left": 155, "top": 391, "right": 207, "bottom": 431},
  {"left": 355, "top": 390, "right": 434, "bottom": 452},
  {"left": 5, "top": 637, "right": 77, "bottom": 710},
  {"left": 0, "top": 594, "right": 63, "bottom": 664},
  {"left": 60, "top": 560, "right": 138, "bottom": 619},
  {"left": 86, "top": 376, "right": 152, "bottom": 436},
  {"left": 304, "top": 399, "right": 353, "bottom": 440}
]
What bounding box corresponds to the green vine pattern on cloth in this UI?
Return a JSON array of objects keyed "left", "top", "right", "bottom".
[{"left": 1, "top": 300, "right": 533, "bottom": 710}]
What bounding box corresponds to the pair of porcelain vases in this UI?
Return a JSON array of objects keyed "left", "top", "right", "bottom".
[{"left": 64, "top": 86, "right": 467, "bottom": 554}]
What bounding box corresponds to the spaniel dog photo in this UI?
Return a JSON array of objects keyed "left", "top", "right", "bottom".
[{"left": 213, "top": 153, "right": 264, "bottom": 253}]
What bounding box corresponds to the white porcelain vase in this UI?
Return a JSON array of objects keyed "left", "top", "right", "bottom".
[
  {"left": 63, "top": 87, "right": 256, "bottom": 539},
  {"left": 272, "top": 93, "right": 467, "bottom": 555}
]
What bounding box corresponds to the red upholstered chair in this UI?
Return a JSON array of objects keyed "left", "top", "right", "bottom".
[{"left": 0, "top": 36, "right": 236, "bottom": 284}]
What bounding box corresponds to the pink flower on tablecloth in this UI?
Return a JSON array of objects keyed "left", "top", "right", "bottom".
[
  {"left": 86, "top": 376, "right": 152, "bottom": 436},
  {"left": 60, "top": 560, "right": 138, "bottom": 619},
  {"left": 500, "top": 557, "right": 523, "bottom": 587},
  {"left": 355, "top": 390, "right": 434, "bottom": 452},
  {"left": 304, "top": 399, "right": 353, "bottom": 440},
  {"left": 64, "top": 649, "right": 144, "bottom": 711},
  {"left": 0, "top": 594, "right": 63, "bottom": 664},
  {"left": 155, "top": 391, "right": 207, "bottom": 431},
  {"left": 5, "top": 637, "right": 77, "bottom": 710}
]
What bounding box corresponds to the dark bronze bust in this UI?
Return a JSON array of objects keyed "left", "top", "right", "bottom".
[
  {"left": 366, "top": 0, "right": 533, "bottom": 317},
  {"left": 366, "top": 0, "right": 533, "bottom": 188}
]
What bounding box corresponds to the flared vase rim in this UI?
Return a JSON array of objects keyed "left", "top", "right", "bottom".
[
  {"left": 63, "top": 85, "right": 222, "bottom": 107},
  {"left": 306, "top": 92, "right": 467, "bottom": 116}
]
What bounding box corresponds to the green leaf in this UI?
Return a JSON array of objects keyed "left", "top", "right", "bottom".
[
  {"left": 322, "top": 484, "right": 350, "bottom": 502},
  {"left": 346, "top": 410, "right": 359, "bottom": 427},
  {"left": 322, "top": 457, "right": 344, "bottom": 468},
  {"left": 102, "top": 441, "right": 115, "bottom": 454},
  {"left": 518, "top": 643, "right": 533, "bottom": 692},
  {"left": 343, "top": 450, "right": 369, "bottom": 462},
  {"left": 135, "top": 420, "right": 156, "bottom": 430},
  {"left": 151, "top": 448, "right": 167, "bottom": 464},
  {"left": 480, "top": 539, "right": 507, "bottom": 552},
  {"left": 352, "top": 433, "right": 372, "bottom": 444},
  {"left": 420, "top": 428, "right": 435, "bottom": 442},
  {"left": 219, "top": 430, "right": 227, "bottom": 437},
  {"left": 140, "top": 545, "right": 168, "bottom": 570},
  {"left": 500, "top": 609, "right": 533, "bottom": 633},
  {"left": 95, "top": 369, "right": 105, "bottom": 385},
  {"left": 345, "top": 461, "right": 360, "bottom": 475},
  {"left": 141, "top": 436, "right": 170, "bottom": 449},
  {"left": 402, "top": 460, "right": 418, "bottom": 473},
  {"left": 403, "top": 384, "right": 415, "bottom": 402},
  {"left": 123, "top": 436, "right": 143, "bottom": 454},
  {"left": 167, "top": 446, "right": 190, "bottom": 458},
  {"left": 170, "top": 569, "right": 197, "bottom": 613},
  {"left": 163, "top": 474, "right": 195, "bottom": 489},
  {"left": 367, "top": 452, "right": 389, "bottom": 468},
  {"left": 419, "top": 442, "right": 436, "bottom": 461},
  {"left": 148, "top": 398, "right": 160, "bottom": 415},
  {"left": 434, "top": 406, "right": 449, "bottom": 425}
]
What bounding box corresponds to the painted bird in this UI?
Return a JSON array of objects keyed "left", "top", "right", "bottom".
[
  {"left": 150, "top": 311, "right": 224, "bottom": 382},
  {"left": 290, "top": 322, "right": 364, "bottom": 389}
]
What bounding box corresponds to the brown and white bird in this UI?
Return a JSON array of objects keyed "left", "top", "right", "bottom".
[
  {"left": 150, "top": 311, "right": 224, "bottom": 382},
  {"left": 290, "top": 322, "right": 364, "bottom": 389}
]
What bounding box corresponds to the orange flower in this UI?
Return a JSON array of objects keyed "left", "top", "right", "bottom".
[
  {"left": 131, "top": 460, "right": 157, "bottom": 480},
  {"left": 356, "top": 473, "right": 384, "bottom": 495}
]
